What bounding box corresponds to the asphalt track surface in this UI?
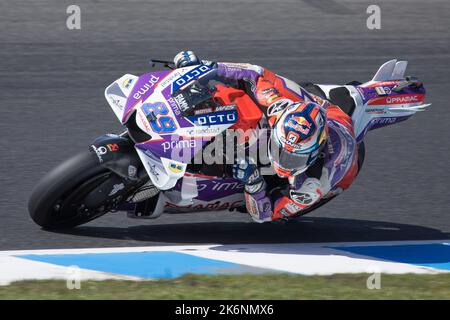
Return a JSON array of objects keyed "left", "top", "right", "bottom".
[{"left": 0, "top": 0, "right": 449, "bottom": 250}]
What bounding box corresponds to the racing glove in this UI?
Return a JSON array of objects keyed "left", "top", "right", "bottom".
[{"left": 232, "top": 158, "right": 258, "bottom": 184}]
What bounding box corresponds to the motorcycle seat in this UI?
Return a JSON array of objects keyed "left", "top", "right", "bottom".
[
  {"left": 300, "top": 82, "right": 355, "bottom": 117},
  {"left": 328, "top": 86, "right": 355, "bottom": 117}
]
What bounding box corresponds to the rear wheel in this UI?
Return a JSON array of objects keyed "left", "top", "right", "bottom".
[{"left": 28, "top": 152, "right": 118, "bottom": 229}]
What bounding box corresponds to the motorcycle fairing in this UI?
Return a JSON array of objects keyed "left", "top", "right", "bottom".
[
  {"left": 163, "top": 176, "right": 245, "bottom": 212},
  {"left": 107, "top": 65, "right": 238, "bottom": 189},
  {"left": 104, "top": 74, "right": 139, "bottom": 122},
  {"left": 89, "top": 134, "right": 143, "bottom": 181},
  {"left": 134, "top": 147, "right": 187, "bottom": 190},
  {"left": 121, "top": 70, "right": 171, "bottom": 123},
  {"left": 315, "top": 60, "right": 430, "bottom": 143}
]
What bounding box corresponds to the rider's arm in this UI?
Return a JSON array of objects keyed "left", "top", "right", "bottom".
[
  {"left": 215, "top": 62, "right": 264, "bottom": 83},
  {"left": 232, "top": 159, "right": 273, "bottom": 223},
  {"left": 198, "top": 62, "right": 265, "bottom": 93},
  {"left": 173, "top": 51, "right": 264, "bottom": 86}
]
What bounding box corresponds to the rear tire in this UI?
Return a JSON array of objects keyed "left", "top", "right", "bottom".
[{"left": 28, "top": 151, "right": 112, "bottom": 229}]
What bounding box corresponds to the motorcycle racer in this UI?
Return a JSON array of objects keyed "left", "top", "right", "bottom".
[{"left": 174, "top": 51, "right": 359, "bottom": 223}]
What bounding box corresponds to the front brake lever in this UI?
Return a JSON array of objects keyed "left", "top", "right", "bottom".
[{"left": 149, "top": 59, "right": 175, "bottom": 70}]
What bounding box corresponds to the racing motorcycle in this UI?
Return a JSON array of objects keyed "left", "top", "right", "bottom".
[{"left": 28, "top": 59, "right": 430, "bottom": 229}]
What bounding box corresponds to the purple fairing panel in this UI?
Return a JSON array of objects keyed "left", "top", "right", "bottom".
[
  {"left": 122, "top": 71, "right": 171, "bottom": 123},
  {"left": 355, "top": 116, "right": 411, "bottom": 143},
  {"left": 367, "top": 115, "right": 410, "bottom": 130},
  {"left": 356, "top": 82, "right": 426, "bottom": 105},
  {"left": 134, "top": 134, "right": 211, "bottom": 161},
  {"left": 173, "top": 177, "right": 245, "bottom": 202},
  {"left": 117, "top": 176, "right": 245, "bottom": 211},
  {"left": 353, "top": 82, "right": 426, "bottom": 143}
]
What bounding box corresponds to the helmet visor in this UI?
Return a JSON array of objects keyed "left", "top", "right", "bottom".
[{"left": 269, "top": 134, "right": 311, "bottom": 173}]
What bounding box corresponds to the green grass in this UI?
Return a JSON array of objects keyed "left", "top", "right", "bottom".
[{"left": 1, "top": 273, "right": 449, "bottom": 299}]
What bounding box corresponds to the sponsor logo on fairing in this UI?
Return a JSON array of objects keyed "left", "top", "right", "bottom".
[
  {"left": 371, "top": 117, "right": 398, "bottom": 126},
  {"left": 161, "top": 139, "right": 197, "bottom": 153},
  {"left": 123, "top": 78, "right": 134, "bottom": 89},
  {"left": 159, "top": 71, "right": 182, "bottom": 88},
  {"left": 194, "top": 108, "right": 213, "bottom": 115},
  {"left": 137, "top": 110, "right": 152, "bottom": 132},
  {"left": 174, "top": 93, "right": 189, "bottom": 112},
  {"left": 188, "top": 110, "right": 237, "bottom": 126},
  {"left": 375, "top": 86, "right": 387, "bottom": 95},
  {"left": 172, "top": 65, "right": 212, "bottom": 91},
  {"left": 91, "top": 143, "right": 119, "bottom": 161},
  {"left": 106, "top": 143, "right": 119, "bottom": 152},
  {"left": 91, "top": 145, "right": 107, "bottom": 163},
  {"left": 368, "top": 94, "right": 424, "bottom": 106},
  {"left": 168, "top": 162, "right": 183, "bottom": 173},
  {"left": 167, "top": 97, "right": 181, "bottom": 115},
  {"left": 386, "top": 95, "right": 419, "bottom": 104},
  {"left": 194, "top": 180, "right": 244, "bottom": 192},
  {"left": 184, "top": 126, "right": 221, "bottom": 136},
  {"left": 164, "top": 200, "right": 243, "bottom": 211},
  {"left": 133, "top": 75, "right": 160, "bottom": 99},
  {"left": 215, "top": 104, "right": 236, "bottom": 112},
  {"left": 365, "top": 108, "right": 386, "bottom": 114}
]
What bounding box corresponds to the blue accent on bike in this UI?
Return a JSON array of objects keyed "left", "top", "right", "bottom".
[
  {"left": 172, "top": 64, "right": 212, "bottom": 92},
  {"left": 188, "top": 110, "right": 238, "bottom": 126}
]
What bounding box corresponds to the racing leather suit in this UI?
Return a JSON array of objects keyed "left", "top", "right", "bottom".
[{"left": 208, "top": 62, "right": 359, "bottom": 222}]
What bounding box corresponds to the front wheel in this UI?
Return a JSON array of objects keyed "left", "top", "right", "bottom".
[{"left": 28, "top": 151, "right": 118, "bottom": 229}]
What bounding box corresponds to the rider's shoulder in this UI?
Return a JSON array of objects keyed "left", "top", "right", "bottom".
[{"left": 325, "top": 105, "right": 354, "bottom": 131}]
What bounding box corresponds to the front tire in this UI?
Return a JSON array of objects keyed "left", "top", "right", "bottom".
[{"left": 28, "top": 151, "right": 112, "bottom": 229}]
